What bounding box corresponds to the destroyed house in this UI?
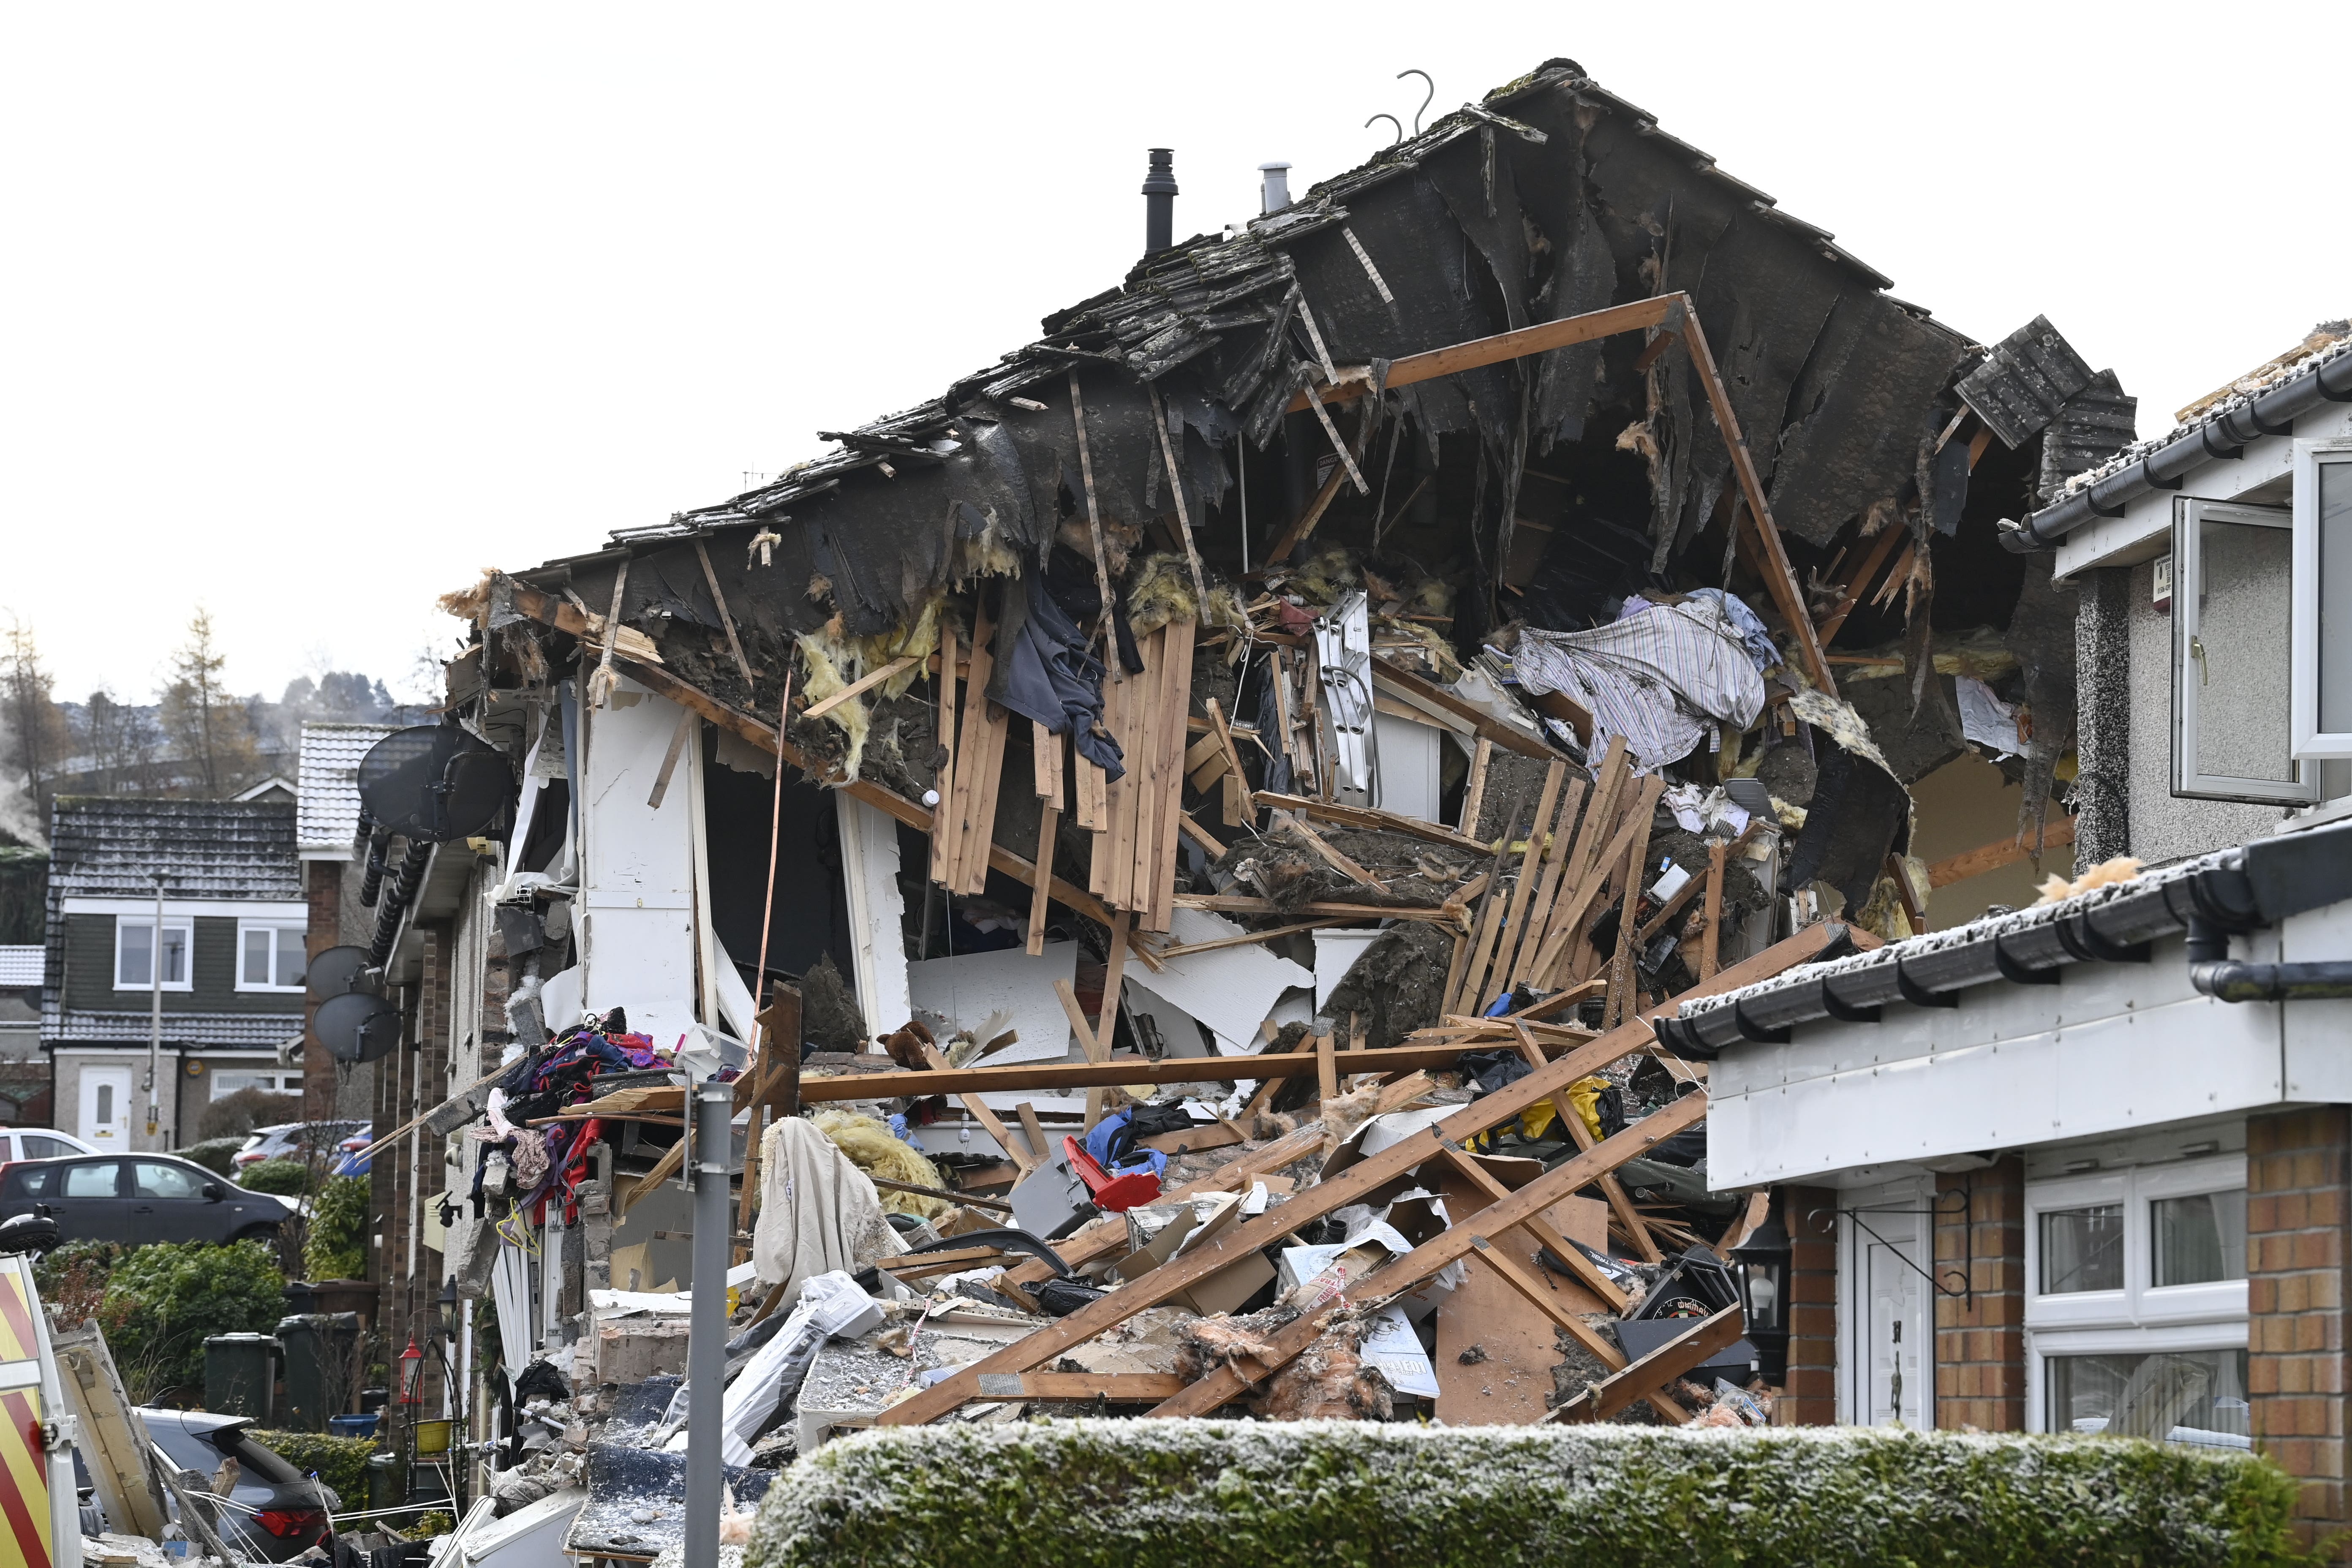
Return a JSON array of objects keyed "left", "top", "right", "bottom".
[{"left": 348, "top": 58, "right": 2152, "bottom": 1510}]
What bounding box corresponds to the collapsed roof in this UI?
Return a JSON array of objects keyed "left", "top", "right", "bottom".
[{"left": 508, "top": 59, "right": 2019, "bottom": 688}]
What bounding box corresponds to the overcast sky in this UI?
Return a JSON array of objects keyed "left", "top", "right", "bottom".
[{"left": 3, "top": 2, "right": 2344, "bottom": 706}]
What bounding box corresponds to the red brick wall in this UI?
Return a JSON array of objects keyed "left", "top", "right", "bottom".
[
  {"left": 2248, "top": 1106, "right": 2351, "bottom": 1549},
  {"left": 1934, "top": 1157, "right": 2025, "bottom": 1431},
  {"left": 1783, "top": 1184, "right": 1838, "bottom": 1424}
]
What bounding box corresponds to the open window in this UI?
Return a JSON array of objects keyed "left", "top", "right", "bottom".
[
  {"left": 2292, "top": 439, "right": 2352, "bottom": 758},
  {"left": 2172, "top": 496, "right": 2317, "bottom": 803}
]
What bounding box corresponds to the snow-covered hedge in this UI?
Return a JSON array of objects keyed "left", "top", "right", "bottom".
[{"left": 748, "top": 1420, "right": 2308, "bottom": 1568}]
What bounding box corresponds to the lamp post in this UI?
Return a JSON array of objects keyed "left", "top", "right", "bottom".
[{"left": 1729, "top": 1201, "right": 1794, "bottom": 1385}]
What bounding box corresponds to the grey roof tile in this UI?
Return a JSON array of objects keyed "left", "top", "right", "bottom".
[{"left": 298, "top": 722, "right": 400, "bottom": 855}]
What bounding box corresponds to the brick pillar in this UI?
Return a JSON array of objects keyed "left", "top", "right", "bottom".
[
  {"left": 1782, "top": 1184, "right": 1838, "bottom": 1424},
  {"left": 1934, "top": 1157, "right": 2026, "bottom": 1431},
  {"left": 303, "top": 860, "right": 344, "bottom": 1125},
  {"left": 2248, "top": 1106, "right": 2352, "bottom": 1549}
]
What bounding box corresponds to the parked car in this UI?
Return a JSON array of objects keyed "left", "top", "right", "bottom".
[
  {"left": 0, "top": 1155, "right": 298, "bottom": 1246},
  {"left": 0, "top": 1127, "right": 100, "bottom": 1162},
  {"left": 140, "top": 1409, "right": 337, "bottom": 1562},
  {"left": 0, "top": 1127, "right": 100, "bottom": 1173},
  {"left": 234, "top": 1119, "right": 370, "bottom": 1171}
]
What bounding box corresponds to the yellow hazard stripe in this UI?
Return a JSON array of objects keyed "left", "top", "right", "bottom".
[
  {"left": 0, "top": 1267, "right": 32, "bottom": 1363},
  {"left": 0, "top": 1386, "right": 50, "bottom": 1568}
]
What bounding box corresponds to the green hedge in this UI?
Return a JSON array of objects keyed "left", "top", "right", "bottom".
[
  {"left": 249, "top": 1429, "right": 373, "bottom": 1508},
  {"left": 304, "top": 1174, "right": 369, "bottom": 1282},
  {"left": 238, "top": 1157, "right": 314, "bottom": 1196},
  {"left": 181, "top": 1137, "right": 247, "bottom": 1177},
  {"left": 748, "top": 1421, "right": 2311, "bottom": 1568}
]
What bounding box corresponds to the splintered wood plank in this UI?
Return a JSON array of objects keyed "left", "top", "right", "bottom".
[
  {"left": 1701, "top": 838, "right": 1728, "bottom": 980},
  {"left": 948, "top": 596, "right": 1001, "bottom": 892},
  {"left": 1458, "top": 736, "right": 1493, "bottom": 837},
  {"left": 1149, "top": 617, "right": 1197, "bottom": 932},
  {"left": 954, "top": 699, "right": 1011, "bottom": 896},
  {"left": 1125, "top": 624, "right": 1168, "bottom": 918},
  {"left": 1026, "top": 804, "right": 1060, "bottom": 957},
  {"left": 1033, "top": 720, "right": 1064, "bottom": 807},
  {"left": 930, "top": 622, "right": 959, "bottom": 885},
  {"left": 1075, "top": 750, "right": 1108, "bottom": 833},
  {"left": 1504, "top": 778, "right": 1584, "bottom": 992},
  {"left": 1532, "top": 776, "right": 1662, "bottom": 990},
  {"left": 1603, "top": 806, "right": 1650, "bottom": 1031},
  {"left": 1203, "top": 697, "right": 1255, "bottom": 829},
  {"left": 1479, "top": 760, "right": 1565, "bottom": 1003},
  {"left": 803, "top": 654, "right": 920, "bottom": 722},
  {"left": 1550, "top": 1305, "right": 1745, "bottom": 1424},
  {"left": 1453, "top": 793, "right": 1533, "bottom": 1016}
]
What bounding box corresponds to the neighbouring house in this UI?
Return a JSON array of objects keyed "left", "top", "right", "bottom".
[
  {"left": 1682, "top": 323, "right": 2352, "bottom": 1544},
  {"left": 296, "top": 720, "right": 400, "bottom": 1123},
  {"left": 0, "top": 946, "right": 49, "bottom": 1125},
  {"left": 41, "top": 796, "right": 308, "bottom": 1152}
]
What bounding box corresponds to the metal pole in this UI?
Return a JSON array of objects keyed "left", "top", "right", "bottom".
[
  {"left": 683, "top": 1075, "right": 731, "bottom": 1568},
  {"left": 147, "top": 871, "right": 163, "bottom": 1139}
]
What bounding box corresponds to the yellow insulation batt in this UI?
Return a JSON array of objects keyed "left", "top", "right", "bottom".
[{"left": 813, "top": 1109, "right": 952, "bottom": 1219}]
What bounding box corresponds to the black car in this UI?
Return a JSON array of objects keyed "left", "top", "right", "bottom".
[
  {"left": 141, "top": 1408, "right": 338, "bottom": 1561},
  {"left": 0, "top": 1154, "right": 297, "bottom": 1246}
]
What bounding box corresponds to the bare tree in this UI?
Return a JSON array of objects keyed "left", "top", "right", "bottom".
[
  {"left": 78, "top": 689, "right": 161, "bottom": 795},
  {"left": 0, "top": 615, "right": 68, "bottom": 838},
  {"left": 159, "top": 608, "right": 260, "bottom": 798}
]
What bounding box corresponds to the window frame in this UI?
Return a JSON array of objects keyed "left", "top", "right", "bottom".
[
  {"left": 234, "top": 920, "right": 307, "bottom": 993},
  {"left": 2172, "top": 495, "right": 2317, "bottom": 804},
  {"left": 113, "top": 916, "right": 194, "bottom": 993},
  {"left": 2292, "top": 438, "right": 2352, "bottom": 758},
  {"left": 2024, "top": 1156, "right": 2249, "bottom": 1332},
  {"left": 2026, "top": 1320, "right": 2252, "bottom": 1437}
]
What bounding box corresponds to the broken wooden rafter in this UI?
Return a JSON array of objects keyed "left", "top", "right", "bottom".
[
  {"left": 1547, "top": 1304, "right": 1746, "bottom": 1424},
  {"left": 1252, "top": 789, "right": 1487, "bottom": 854},
  {"left": 1286, "top": 293, "right": 1831, "bottom": 694},
  {"left": 800, "top": 654, "right": 920, "bottom": 722}
]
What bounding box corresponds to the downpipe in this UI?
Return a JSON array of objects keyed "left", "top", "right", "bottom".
[{"left": 2186, "top": 916, "right": 2352, "bottom": 1002}]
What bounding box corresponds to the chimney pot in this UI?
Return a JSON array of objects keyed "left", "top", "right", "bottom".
[
  {"left": 1258, "top": 161, "right": 1292, "bottom": 215},
  {"left": 1142, "top": 148, "right": 1178, "bottom": 255}
]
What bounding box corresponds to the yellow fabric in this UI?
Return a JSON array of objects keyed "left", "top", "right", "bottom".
[{"left": 1565, "top": 1076, "right": 1612, "bottom": 1143}]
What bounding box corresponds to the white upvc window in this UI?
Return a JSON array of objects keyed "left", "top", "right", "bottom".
[
  {"left": 2172, "top": 496, "right": 2317, "bottom": 803},
  {"left": 2024, "top": 1156, "right": 2250, "bottom": 1448},
  {"left": 114, "top": 917, "right": 193, "bottom": 991},
  {"left": 2292, "top": 438, "right": 2352, "bottom": 757},
  {"left": 236, "top": 921, "right": 308, "bottom": 992}
]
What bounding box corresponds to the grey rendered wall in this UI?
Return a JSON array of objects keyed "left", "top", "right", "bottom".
[{"left": 2123, "top": 556, "right": 2295, "bottom": 864}]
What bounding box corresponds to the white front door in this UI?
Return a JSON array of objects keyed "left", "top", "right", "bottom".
[
  {"left": 1865, "top": 1238, "right": 1927, "bottom": 1425},
  {"left": 79, "top": 1065, "right": 134, "bottom": 1149}
]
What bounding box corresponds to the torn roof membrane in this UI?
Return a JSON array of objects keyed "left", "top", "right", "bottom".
[{"left": 554, "top": 57, "right": 1984, "bottom": 645}]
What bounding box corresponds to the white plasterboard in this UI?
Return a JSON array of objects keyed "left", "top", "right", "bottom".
[
  {"left": 907, "top": 941, "right": 1079, "bottom": 1065},
  {"left": 1312, "top": 930, "right": 1381, "bottom": 1013},
  {"left": 1128, "top": 909, "right": 1314, "bottom": 1051},
  {"left": 1372, "top": 710, "right": 1444, "bottom": 824}
]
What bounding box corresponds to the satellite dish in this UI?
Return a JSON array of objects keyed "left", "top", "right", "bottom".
[
  {"left": 359, "top": 725, "right": 513, "bottom": 842},
  {"left": 316, "top": 991, "right": 401, "bottom": 1063},
  {"left": 306, "top": 945, "right": 373, "bottom": 1002}
]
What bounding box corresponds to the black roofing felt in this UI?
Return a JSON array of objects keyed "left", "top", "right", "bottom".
[{"left": 546, "top": 60, "right": 1979, "bottom": 649}]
